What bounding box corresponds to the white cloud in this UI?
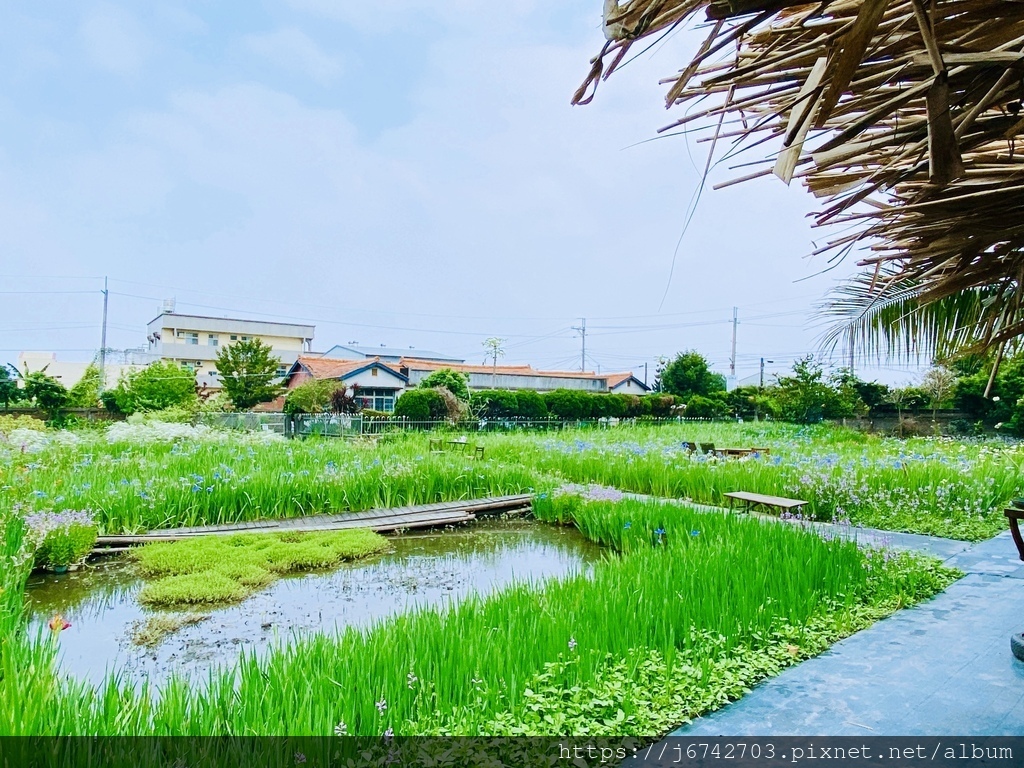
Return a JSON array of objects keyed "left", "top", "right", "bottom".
[
  {"left": 79, "top": 5, "right": 149, "bottom": 78},
  {"left": 244, "top": 28, "right": 343, "bottom": 85}
]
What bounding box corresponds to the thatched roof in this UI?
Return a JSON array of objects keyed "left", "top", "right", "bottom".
[{"left": 576, "top": 0, "right": 1024, "bottom": 359}]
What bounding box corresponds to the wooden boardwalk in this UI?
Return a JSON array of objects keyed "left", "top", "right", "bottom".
[{"left": 93, "top": 494, "right": 533, "bottom": 550}]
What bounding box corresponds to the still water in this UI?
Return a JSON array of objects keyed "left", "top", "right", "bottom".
[{"left": 25, "top": 519, "right": 601, "bottom": 687}]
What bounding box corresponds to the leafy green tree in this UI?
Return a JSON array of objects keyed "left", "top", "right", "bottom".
[
  {"left": 394, "top": 389, "right": 447, "bottom": 420},
  {"left": 655, "top": 351, "right": 726, "bottom": 400},
  {"left": 726, "top": 386, "right": 760, "bottom": 420},
  {"left": 418, "top": 369, "right": 470, "bottom": 401},
  {"left": 22, "top": 371, "right": 68, "bottom": 413},
  {"left": 111, "top": 362, "right": 197, "bottom": 415},
  {"left": 215, "top": 339, "right": 282, "bottom": 411},
  {"left": 773, "top": 356, "right": 862, "bottom": 423},
  {"left": 921, "top": 366, "right": 957, "bottom": 423},
  {"left": 0, "top": 366, "right": 19, "bottom": 409},
  {"left": 67, "top": 364, "right": 102, "bottom": 408}
]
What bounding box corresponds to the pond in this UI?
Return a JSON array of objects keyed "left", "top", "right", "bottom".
[{"left": 25, "top": 519, "right": 602, "bottom": 688}]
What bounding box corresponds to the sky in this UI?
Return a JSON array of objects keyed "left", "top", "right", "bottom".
[{"left": 0, "top": 1, "right": 930, "bottom": 386}]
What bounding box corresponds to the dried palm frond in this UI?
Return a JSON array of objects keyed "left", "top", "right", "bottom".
[{"left": 577, "top": 0, "right": 1024, "bottom": 360}]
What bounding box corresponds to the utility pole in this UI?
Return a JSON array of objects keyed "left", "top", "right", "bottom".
[
  {"left": 849, "top": 335, "right": 856, "bottom": 378},
  {"left": 571, "top": 318, "right": 587, "bottom": 371},
  {"left": 643, "top": 362, "right": 648, "bottom": 388},
  {"left": 98, "top": 276, "right": 109, "bottom": 395},
  {"left": 729, "top": 307, "right": 738, "bottom": 379}
]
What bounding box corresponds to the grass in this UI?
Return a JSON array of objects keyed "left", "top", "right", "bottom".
[
  {"left": 1, "top": 495, "right": 958, "bottom": 737},
  {"left": 4, "top": 420, "right": 1020, "bottom": 540},
  {"left": 132, "top": 529, "right": 391, "bottom": 607},
  {"left": 129, "top": 613, "right": 208, "bottom": 648},
  {"left": 484, "top": 423, "right": 1022, "bottom": 540}
]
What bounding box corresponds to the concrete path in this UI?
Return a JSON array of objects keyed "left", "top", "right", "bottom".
[{"left": 671, "top": 527, "right": 1024, "bottom": 736}]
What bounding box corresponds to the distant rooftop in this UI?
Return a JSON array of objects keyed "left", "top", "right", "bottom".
[
  {"left": 147, "top": 312, "right": 315, "bottom": 337},
  {"left": 323, "top": 344, "right": 464, "bottom": 363}
]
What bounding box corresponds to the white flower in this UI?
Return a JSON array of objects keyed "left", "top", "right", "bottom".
[
  {"left": 333, "top": 721, "right": 347, "bottom": 736},
  {"left": 375, "top": 697, "right": 387, "bottom": 714}
]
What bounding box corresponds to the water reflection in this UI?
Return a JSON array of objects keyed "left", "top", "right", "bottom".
[{"left": 25, "top": 519, "right": 600, "bottom": 687}]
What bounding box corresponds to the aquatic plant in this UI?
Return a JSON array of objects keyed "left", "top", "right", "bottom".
[{"left": 132, "top": 528, "right": 390, "bottom": 607}]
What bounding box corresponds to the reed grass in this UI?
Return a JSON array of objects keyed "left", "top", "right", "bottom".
[{"left": 2, "top": 496, "right": 957, "bottom": 736}]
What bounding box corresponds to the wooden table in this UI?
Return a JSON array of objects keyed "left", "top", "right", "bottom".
[{"left": 1006, "top": 508, "right": 1024, "bottom": 561}]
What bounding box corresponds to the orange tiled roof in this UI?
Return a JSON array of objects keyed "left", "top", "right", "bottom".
[
  {"left": 294, "top": 356, "right": 402, "bottom": 380},
  {"left": 400, "top": 357, "right": 629, "bottom": 381},
  {"left": 606, "top": 372, "right": 637, "bottom": 388}
]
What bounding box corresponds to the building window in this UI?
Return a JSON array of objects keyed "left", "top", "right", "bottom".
[
  {"left": 356, "top": 389, "right": 396, "bottom": 412},
  {"left": 371, "top": 368, "right": 378, "bottom": 377},
  {"left": 208, "top": 334, "right": 218, "bottom": 347},
  {"left": 240, "top": 335, "right": 251, "bottom": 342},
  {"left": 230, "top": 335, "right": 237, "bottom": 341},
  {"left": 276, "top": 365, "right": 288, "bottom": 378},
  {"left": 179, "top": 331, "right": 199, "bottom": 345}
]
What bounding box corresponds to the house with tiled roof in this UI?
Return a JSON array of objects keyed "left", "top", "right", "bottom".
[
  {"left": 399, "top": 358, "right": 648, "bottom": 395},
  {"left": 284, "top": 356, "right": 408, "bottom": 412},
  {"left": 279, "top": 352, "right": 649, "bottom": 412},
  {"left": 605, "top": 372, "right": 649, "bottom": 395}
]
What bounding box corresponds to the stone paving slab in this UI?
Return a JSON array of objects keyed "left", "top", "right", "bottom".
[
  {"left": 672, "top": 573, "right": 1024, "bottom": 736},
  {"left": 657, "top": 509, "right": 1024, "bottom": 737}
]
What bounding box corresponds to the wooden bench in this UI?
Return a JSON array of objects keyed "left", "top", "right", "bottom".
[
  {"left": 1006, "top": 508, "right": 1024, "bottom": 561},
  {"left": 724, "top": 491, "right": 808, "bottom": 516}
]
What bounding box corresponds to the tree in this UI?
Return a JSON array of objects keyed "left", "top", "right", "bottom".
[
  {"left": 655, "top": 351, "right": 726, "bottom": 400},
  {"left": 773, "top": 356, "right": 862, "bottom": 423},
  {"left": 67, "top": 364, "right": 102, "bottom": 408},
  {"left": 22, "top": 371, "right": 68, "bottom": 414},
  {"left": 110, "top": 361, "right": 197, "bottom": 415},
  {"left": 482, "top": 337, "right": 506, "bottom": 388},
  {"left": 215, "top": 339, "right": 282, "bottom": 411},
  {"left": 0, "top": 366, "right": 18, "bottom": 409},
  {"left": 418, "top": 369, "right": 470, "bottom": 401},
  {"left": 921, "top": 366, "right": 957, "bottom": 425}
]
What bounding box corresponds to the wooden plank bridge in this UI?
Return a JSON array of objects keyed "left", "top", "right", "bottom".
[{"left": 93, "top": 494, "right": 533, "bottom": 551}]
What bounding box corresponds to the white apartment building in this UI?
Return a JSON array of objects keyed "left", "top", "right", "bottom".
[{"left": 147, "top": 311, "right": 315, "bottom": 389}]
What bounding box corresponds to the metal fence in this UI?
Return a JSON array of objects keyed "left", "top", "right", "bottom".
[
  {"left": 199, "top": 413, "right": 729, "bottom": 438},
  {"left": 200, "top": 412, "right": 288, "bottom": 434}
]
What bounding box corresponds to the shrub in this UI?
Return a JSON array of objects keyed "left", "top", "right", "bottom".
[
  {"left": 418, "top": 369, "right": 470, "bottom": 402},
  {"left": 472, "top": 390, "right": 520, "bottom": 418},
  {"left": 67, "top": 364, "right": 102, "bottom": 408},
  {"left": 110, "top": 362, "right": 197, "bottom": 415},
  {"left": 646, "top": 395, "right": 676, "bottom": 418},
  {"left": 515, "top": 390, "right": 548, "bottom": 419},
  {"left": 543, "top": 389, "right": 591, "bottom": 419},
  {"left": 685, "top": 394, "right": 729, "bottom": 419},
  {"left": 394, "top": 389, "right": 447, "bottom": 420},
  {"left": 22, "top": 371, "right": 68, "bottom": 414},
  {"left": 285, "top": 380, "right": 336, "bottom": 414},
  {"left": 0, "top": 414, "right": 45, "bottom": 434}
]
